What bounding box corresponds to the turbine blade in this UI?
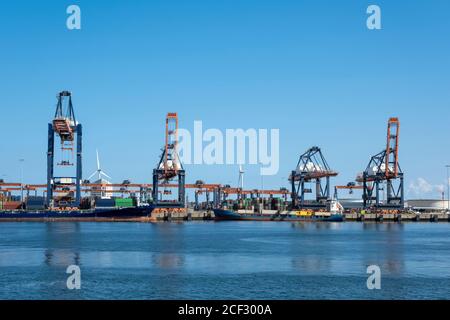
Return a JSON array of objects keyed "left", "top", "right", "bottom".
[
  {"left": 88, "top": 171, "right": 97, "bottom": 180},
  {"left": 101, "top": 171, "right": 112, "bottom": 180}
]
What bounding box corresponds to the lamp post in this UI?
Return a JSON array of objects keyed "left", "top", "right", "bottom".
[
  {"left": 259, "top": 163, "right": 264, "bottom": 191},
  {"left": 19, "top": 159, "right": 24, "bottom": 202},
  {"left": 259, "top": 163, "right": 264, "bottom": 213},
  {"left": 446, "top": 165, "right": 450, "bottom": 212}
]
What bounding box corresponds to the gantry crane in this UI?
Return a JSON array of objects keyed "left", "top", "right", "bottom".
[
  {"left": 46, "top": 91, "right": 82, "bottom": 208},
  {"left": 333, "top": 183, "right": 370, "bottom": 208},
  {"left": 215, "top": 186, "right": 289, "bottom": 211},
  {"left": 192, "top": 180, "right": 218, "bottom": 210},
  {"left": 152, "top": 113, "right": 186, "bottom": 208},
  {"left": 289, "top": 146, "right": 338, "bottom": 209},
  {"left": 356, "top": 117, "right": 404, "bottom": 209}
]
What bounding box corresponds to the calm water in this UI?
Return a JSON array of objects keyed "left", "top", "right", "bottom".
[{"left": 0, "top": 221, "right": 449, "bottom": 300}]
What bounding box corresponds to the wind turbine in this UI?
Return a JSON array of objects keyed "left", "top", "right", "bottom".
[
  {"left": 88, "top": 149, "right": 112, "bottom": 182},
  {"left": 238, "top": 165, "right": 244, "bottom": 190}
]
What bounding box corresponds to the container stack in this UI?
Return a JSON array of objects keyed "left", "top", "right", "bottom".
[
  {"left": 95, "top": 198, "right": 116, "bottom": 208},
  {"left": 94, "top": 197, "right": 136, "bottom": 208},
  {"left": 26, "top": 196, "right": 46, "bottom": 210}
]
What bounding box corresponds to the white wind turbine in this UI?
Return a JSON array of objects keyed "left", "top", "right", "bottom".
[
  {"left": 88, "top": 149, "right": 112, "bottom": 182},
  {"left": 238, "top": 165, "right": 244, "bottom": 190}
]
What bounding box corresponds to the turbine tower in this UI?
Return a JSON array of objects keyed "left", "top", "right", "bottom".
[{"left": 238, "top": 165, "right": 244, "bottom": 190}]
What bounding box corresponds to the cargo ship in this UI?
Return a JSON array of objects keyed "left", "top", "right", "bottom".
[
  {"left": 0, "top": 206, "right": 152, "bottom": 221},
  {"left": 214, "top": 199, "right": 344, "bottom": 222},
  {"left": 0, "top": 196, "right": 153, "bottom": 221}
]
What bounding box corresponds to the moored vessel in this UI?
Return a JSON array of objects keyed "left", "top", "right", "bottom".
[
  {"left": 0, "top": 205, "right": 153, "bottom": 221},
  {"left": 214, "top": 199, "right": 344, "bottom": 222}
]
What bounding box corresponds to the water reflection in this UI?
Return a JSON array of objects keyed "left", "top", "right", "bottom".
[
  {"left": 147, "top": 223, "right": 186, "bottom": 298},
  {"left": 149, "top": 224, "right": 186, "bottom": 266},
  {"left": 151, "top": 253, "right": 184, "bottom": 269},
  {"left": 362, "top": 222, "right": 405, "bottom": 231},
  {"left": 290, "top": 222, "right": 342, "bottom": 230},
  {"left": 287, "top": 222, "right": 406, "bottom": 276},
  {"left": 362, "top": 222, "right": 405, "bottom": 275},
  {"left": 1, "top": 221, "right": 450, "bottom": 299},
  {"left": 43, "top": 222, "right": 81, "bottom": 267},
  {"left": 291, "top": 256, "right": 332, "bottom": 274},
  {"left": 44, "top": 249, "right": 80, "bottom": 267}
]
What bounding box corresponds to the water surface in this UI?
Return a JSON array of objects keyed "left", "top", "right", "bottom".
[{"left": 0, "top": 221, "right": 449, "bottom": 299}]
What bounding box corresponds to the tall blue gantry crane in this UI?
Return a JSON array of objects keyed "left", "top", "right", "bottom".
[{"left": 46, "top": 91, "right": 82, "bottom": 208}]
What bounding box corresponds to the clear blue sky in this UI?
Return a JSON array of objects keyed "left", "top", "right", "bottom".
[{"left": 0, "top": 0, "right": 449, "bottom": 199}]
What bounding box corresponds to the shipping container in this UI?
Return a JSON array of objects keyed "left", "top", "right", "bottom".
[
  {"left": 26, "top": 196, "right": 46, "bottom": 210},
  {"left": 114, "top": 198, "right": 135, "bottom": 208},
  {"left": 2, "top": 201, "right": 22, "bottom": 210},
  {"left": 26, "top": 205, "right": 45, "bottom": 210},
  {"left": 95, "top": 198, "right": 116, "bottom": 208},
  {"left": 56, "top": 178, "right": 74, "bottom": 184}
]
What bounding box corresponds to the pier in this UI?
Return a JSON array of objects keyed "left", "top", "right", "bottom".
[
  {"left": 148, "top": 210, "right": 450, "bottom": 223},
  {"left": 344, "top": 212, "right": 450, "bottom": 222}
]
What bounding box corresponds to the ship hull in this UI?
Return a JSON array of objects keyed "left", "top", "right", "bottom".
[
  {"left": 0, "top": 206, "right": 153, "bottom": 221},
  {"left": 213, "top": 209, "right": 344, "bottom": 222}
]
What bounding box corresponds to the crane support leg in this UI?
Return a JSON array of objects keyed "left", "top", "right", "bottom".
[
  {"left": 75, "top": 124, "right": 82, "bottom": 206},
  {"left": 213, "top": 187, "right": 220, "bottom": 208},
  {"left": 46, "top": 124, "right": 54, "bottom": 208},
  {"left": 194, "top": 191, "right": 199, "bottom": 210},
  {"left": 290, "top": 170, "right": 297, "bottom": 208},
  {"left": 206, "top": 191, "right": 210, "bottom": 209},
  {"left": 178, "top": 170, "right": 186, "bottom": 206},
  {"left": 152, "top": 169, "right": 159, "bottom": 205},
  {"left": 400, "top": 174, "right": 405, "bottom": 206},
  {"left": 326, "top": 176, "right": 330, "bottom": 199},
  {"left": 375, "top": 180, "right": 380, "bottom": 207},
  {"left": 300, "top": 178, "right": 305, "bottom": 208},
  {"left": 315, "top": 179, "right": 321, "bottom": 202},
  {"left": 363, "top": 175, "right": 368, "bottom": 208}
]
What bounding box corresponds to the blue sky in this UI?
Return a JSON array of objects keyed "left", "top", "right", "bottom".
[{"left": 0, "top": 0, "right": 449, "bottom": 199}]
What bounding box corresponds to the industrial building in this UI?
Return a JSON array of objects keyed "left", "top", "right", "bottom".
[{"left": 405, "top": 199, "right": 449, "bottom": 212}]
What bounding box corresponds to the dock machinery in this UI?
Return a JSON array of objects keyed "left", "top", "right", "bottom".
[
  {"left": 356, "top": 117, "right": 404, "bottom": 209},
  {"left": 152, "top": 113, "right": 185, "bottom": 208},
  {"left": 192, "top": 181, "right": 222, "bottom": 210},
  {"left": 289, "top": 146, "right": 338, "bottom": 209},
  {"left": 46, "top": 91, "right": 82, "bottom": 208}
]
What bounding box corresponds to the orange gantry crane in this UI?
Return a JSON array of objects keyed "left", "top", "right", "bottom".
[
  {"left": 356, "top": 117, "right": 404, "bottom": 209},
  {"left": 152, "top": 113, "right": 185, "bottom": 207}
]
